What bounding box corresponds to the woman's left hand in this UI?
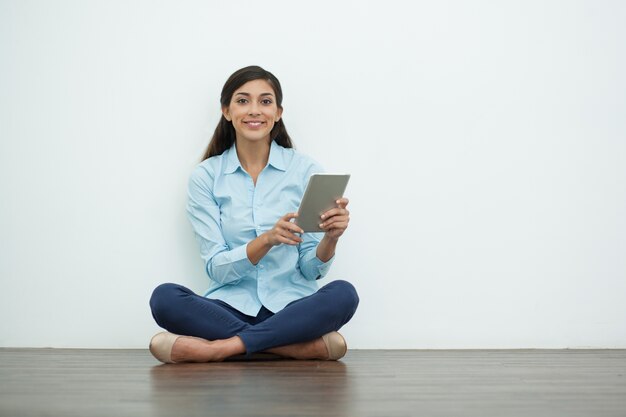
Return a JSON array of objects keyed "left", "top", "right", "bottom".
[{"left": 319, "top": 198, "right": 350, "bottom": 240}]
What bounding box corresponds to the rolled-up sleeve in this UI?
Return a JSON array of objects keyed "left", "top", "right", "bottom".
[
  {"left": 297, "top": 232, "right": 335, "bottom": 280},
  {"left": 187, "top": 167, "right": 255, "bottom": 285}
]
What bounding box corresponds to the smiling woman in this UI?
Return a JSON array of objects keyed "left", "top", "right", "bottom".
[
  {"left": 222, "top": 79, "right": 285, "bottom": 181},
  {"left": 225, "top": 80, "right": 282, "bottom": 141},
  {"left": 202, "top": 66, "right": 293, "bottom": 161},
  {"left": 147, "top": 66, "right": 359, "bottom": 364}
]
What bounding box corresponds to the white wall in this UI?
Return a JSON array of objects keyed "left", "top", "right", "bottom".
[{"left": 1, "top": 0, "right": 625, "bottom": 348}]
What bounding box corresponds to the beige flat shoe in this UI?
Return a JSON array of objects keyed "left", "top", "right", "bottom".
[
  {"left": 149, "top": 331, "right": 181, "bottom": 364},
  {"left": 322, "top": 331, "right": 347, "bottom": 360}
]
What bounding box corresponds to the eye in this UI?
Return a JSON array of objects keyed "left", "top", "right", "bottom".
[
  {"left": 261, "top": 98, "right": 273, "bottom": 105},
  {"left": 235, "top": 98, "right": 248, "bottom": 104}
]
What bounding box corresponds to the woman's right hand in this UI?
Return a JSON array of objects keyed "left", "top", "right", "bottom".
[{"left": 264, "top": 213, "right": 304, "bottom": 246}]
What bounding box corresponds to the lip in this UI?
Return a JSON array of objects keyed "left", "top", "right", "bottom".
[{"left": 243, "top": 121, "right": 265, "bottom": 128}]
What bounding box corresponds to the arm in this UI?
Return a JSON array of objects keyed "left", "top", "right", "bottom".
[
  {"left": 187, "top": 167, "right": 256, "bottom": 284},
  {"left": 298, "top": 198, "right": 350, "bottom": 279},
  {"left": 189, "top": 164, "right": 312, "bottom": 280},
  {"left": 316, "top": 198, "right": 350, "bottom": 262}
]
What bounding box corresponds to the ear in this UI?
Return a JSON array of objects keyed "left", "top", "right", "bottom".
[
  {"left": 275, "top": 107, "right": 283, "bottom": 123},
  {"left": 222, "top": 106, "right": 231, "bottom": 122}
]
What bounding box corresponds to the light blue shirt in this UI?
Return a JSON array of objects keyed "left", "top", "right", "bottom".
[{"left": 187, "top": 140, "right": 334, "bottom": 316}]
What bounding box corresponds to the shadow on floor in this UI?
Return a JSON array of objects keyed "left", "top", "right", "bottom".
[{"left": 149, "top": 359, "right": 353, "bottom": 417}]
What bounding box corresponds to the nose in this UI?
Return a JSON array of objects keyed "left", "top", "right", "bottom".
[{"left": 248, "top": 101, "right": 261, "bottom": 116}]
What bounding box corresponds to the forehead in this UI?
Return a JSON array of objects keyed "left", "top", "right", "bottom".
[{"left": 233, "top": 79, "right": 276, "bottom": 96}]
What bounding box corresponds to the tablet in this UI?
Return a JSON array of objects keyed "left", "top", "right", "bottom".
[{"left": 295, "top": 173, "right": 351, "bottom": 233}]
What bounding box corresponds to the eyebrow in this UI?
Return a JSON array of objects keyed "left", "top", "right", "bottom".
[{"left": 234, "top": 92, "right": 275, "bottom": 97}]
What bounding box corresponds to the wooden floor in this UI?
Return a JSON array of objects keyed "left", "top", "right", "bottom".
[{"left": 1, "top": 349, "right": 625, "bottom": 417}]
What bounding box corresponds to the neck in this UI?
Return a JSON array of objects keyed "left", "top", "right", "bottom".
[{"left": 235, "top": 138, "right": 271, "bottom": 174}]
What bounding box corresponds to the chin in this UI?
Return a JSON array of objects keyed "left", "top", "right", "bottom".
[{"left": 238, "top": 134, "right": 272, "bottom": 143}]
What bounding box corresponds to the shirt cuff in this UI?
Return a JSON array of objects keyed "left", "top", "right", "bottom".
[
  {"left": 300, "top": 251, "right": 335, "bottom": 280},
  {"left": 230, "top": 243, "right": 256, "bottom": 277},
  {"left": 315, "top": 255, "right": 334, "bottom": 279},
  {"left": 207, "top": 243, "right": 255, "bottom": 282}
]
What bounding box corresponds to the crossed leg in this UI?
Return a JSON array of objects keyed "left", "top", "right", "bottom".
[{"left": 149, "top": 280, "right": 359, "bottom": 362}]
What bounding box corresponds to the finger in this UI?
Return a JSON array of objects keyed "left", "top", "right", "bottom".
[
  {"left": 320, "top": 208, "right": 348, "bottom": 219},
  {"left": 320, "top": 208, "right": 350, "bottom": 221},
  {"left": 336, "top": 198, "right": 349, "bottom": 208},
  {"left": 275, "top": 228, "right": 302, "bottom": 243},
  {"left": 280, "top": 220, "right": 304, "bottom": 235},
  {"left": 281, "top": 212, "right": 299, "bottom": 222},
  {"left": 277, "top": 213, "right": 303, "bottom": 234},
  {"left": 320, "top": 217, "right": 349, "bottom": 230},
  {"left": 279, "top": 227, "right": 303, "bottom": 243},
  {"left": 319, "top": 200, "right": 349, "bottom": 220}
]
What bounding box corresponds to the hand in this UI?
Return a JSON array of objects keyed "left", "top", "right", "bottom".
[
  {"left": 264, "top": 212, "right": 304, "bottom": 247},
  {"left": 319, "top": 198, "right": 350, "bottom": 240}
]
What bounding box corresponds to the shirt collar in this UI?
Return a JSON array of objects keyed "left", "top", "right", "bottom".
[
  {"left": 224, "top": 140, "right": 287, "bottom": 174},
  {"left": 267, "top": 140, "right": 287, "bottom": 172},
  {"left": 224, "top": 143, "right": 241, "bottom": 174}
]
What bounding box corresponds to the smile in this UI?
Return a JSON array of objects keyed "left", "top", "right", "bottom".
[{"left": 244, "top": 121, "right": 265, "bottom": 128}]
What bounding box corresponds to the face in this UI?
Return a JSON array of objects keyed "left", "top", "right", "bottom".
[{"left": 222, "top": 79, "right": 283, "bottom": 145}]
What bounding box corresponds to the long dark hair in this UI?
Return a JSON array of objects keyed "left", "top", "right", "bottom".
[{"left": 201, "top": 66, "right": 293, "bottom": 161}]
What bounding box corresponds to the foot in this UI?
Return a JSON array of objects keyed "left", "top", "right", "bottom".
[
  {"left": 266, "top": 337, "right": 330, "bottom": 360},
  {"left": 170, "top": 335, "right": 246, "bottom": 363}
]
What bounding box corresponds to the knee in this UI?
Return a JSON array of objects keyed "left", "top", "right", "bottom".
[
  {"left": 149, "top": 283, "right": 185, "bottom": 323},
  {"left": 329, "top": 280, "right": 360, "bottom": 314}
]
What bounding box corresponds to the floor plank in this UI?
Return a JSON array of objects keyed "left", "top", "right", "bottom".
[{"left": 1, "top": 349, "right": 625, "bottom": 417}]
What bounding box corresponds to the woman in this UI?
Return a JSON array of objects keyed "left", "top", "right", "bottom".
[{"left": 149, "top": 66, "right": 359, "bottom": 363}]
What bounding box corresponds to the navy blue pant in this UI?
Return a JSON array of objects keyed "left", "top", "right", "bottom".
[{"left": 149, "top": 280, "right": 359, "bottom": 354}]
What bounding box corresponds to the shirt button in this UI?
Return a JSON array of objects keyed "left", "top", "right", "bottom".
[{"left": 259, "top": 265, "right": 264, "bottom": 269}]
